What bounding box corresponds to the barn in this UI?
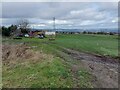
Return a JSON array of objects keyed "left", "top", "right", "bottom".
[{"left": 45, "top": 31, "right": 56, "bottom": 36}]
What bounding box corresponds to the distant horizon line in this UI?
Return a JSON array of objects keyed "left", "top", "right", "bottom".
[{"left": 29, "top": 28, "right": 118, "bottom": 30}]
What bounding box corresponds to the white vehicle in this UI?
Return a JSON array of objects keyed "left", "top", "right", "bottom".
[{"left": 24, "top": 34, "right": 29, "bottom": 37}]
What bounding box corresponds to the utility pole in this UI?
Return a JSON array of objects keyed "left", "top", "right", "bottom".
[
  {"left": 49, "top": 17, "right": 56, "bottom": 40},
  {"left": 53, "top": 17, "right": 55, "bottom": 31}
]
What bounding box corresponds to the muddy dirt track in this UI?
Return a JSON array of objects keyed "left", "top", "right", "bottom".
[
  {"left": 2, "top": 44, "right": 119, "bottom": 88},
  {"left": 61, "top": 48, "right": 119, "bottom": 88}
]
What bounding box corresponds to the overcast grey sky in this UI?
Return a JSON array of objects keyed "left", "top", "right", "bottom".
[{"left": 1, "top": 2, "right": 118, "bottom": 29}]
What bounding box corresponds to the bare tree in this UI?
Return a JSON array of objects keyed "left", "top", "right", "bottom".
[{"left": 17, "top": 19, "right": 30, "bottom": 34}]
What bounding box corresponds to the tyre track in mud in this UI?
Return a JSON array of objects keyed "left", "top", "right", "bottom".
[
  {"left": 28, "top": 42, "right": 119, "bottom": 88},
  {"left": 58, "top": 47, "right": 119, "bottom": 88}
]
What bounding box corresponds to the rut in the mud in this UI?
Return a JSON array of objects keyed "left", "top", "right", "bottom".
[{"left": 61, "top": 48, "right": 118, "bottom": 88}]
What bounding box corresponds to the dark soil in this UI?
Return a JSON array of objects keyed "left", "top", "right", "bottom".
[
  {"left": 2, "top": 44, "right": 119, "bottom": 88},
  {"left": 61, "top": 48, "right": 119, "bottom": 88}
]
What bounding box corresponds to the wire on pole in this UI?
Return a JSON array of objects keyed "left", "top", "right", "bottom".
[{"left": 53, "top": 17, "right": 55, "bottom": 31}]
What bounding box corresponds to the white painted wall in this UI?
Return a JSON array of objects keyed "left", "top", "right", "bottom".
[{"left": 45, "top": 32, "right": 56, "bottom": 35}]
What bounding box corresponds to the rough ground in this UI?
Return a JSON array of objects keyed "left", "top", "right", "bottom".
[
  {"left": 2, "top": 44, "right": 119, "bottom": 88},
  {"left": 62, "top": 48, "right": 119, "bottom": 88},
  {"left": 2, "top": 44, "right": 49, "bottom": 64}
]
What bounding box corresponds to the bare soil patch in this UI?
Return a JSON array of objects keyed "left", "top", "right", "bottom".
[
  {"left": 61, "top": 48, "right": 118, "bottom": 88},
  {"left": 2, "top": 43, "right": 119, "bottom": 88},
  {"left": 2, "top": 44, "right": 50, "bottom": 64}
]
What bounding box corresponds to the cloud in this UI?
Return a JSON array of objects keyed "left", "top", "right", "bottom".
[
  {"left": 111, "top": 17, "right": 118, "bottom": 23},
  {"left": 80, "top": 20, "right": 96, "bottom": 25},
  {"left": 47, "top": 20, "right": 73, "bottom": 25},
  {"left": 1, "top": 2, "right": 118, "bottom": 28}
]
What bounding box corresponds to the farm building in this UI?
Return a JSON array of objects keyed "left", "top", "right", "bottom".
[
  {"left": 28, "top": 30, "right": 56, "bottom": 39},
  {"left": 29, "top": 30, "right": 46, "bottom": 38},
  {"left": 45, "top": 31, "right": 56, "bottom": 40},
  {"left": 45, "top": 31, "right": 56, "bottom": 36}
]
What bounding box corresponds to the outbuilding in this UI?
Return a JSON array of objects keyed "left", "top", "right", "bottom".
[{"left": 45, "top": 31, "right": 56, "bottom": 36}]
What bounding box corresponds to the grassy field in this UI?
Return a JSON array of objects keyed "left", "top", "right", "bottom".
[
  {"left": 55, "top": 34, "right": 118, "bottom": 57},
  {"left": 3, "top": 34, "right": 118, "bottom": 56},
  {"left": 2, "top": 34, "right": 118, "bottom": 88}
]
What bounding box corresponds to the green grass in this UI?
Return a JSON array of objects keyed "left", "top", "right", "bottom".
[
  {"left": 3, "top": 57, "right": 71, "bottom": 88},
  {"left": 2, "top": 34, "right": 118, "bottom": 88},
  {"left": 55, "top": 34, "right": 118, "bottom": 57},
  {"left": 3, "top": 34, "right": 118, "bottom": 57},
  {"left": 3, "top": 53, "right": 93, "bottom": 88}
]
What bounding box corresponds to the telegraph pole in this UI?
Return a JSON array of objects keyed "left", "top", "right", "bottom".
[{"left": 53, "top": 17, "right": 55, "bottom": 31}]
